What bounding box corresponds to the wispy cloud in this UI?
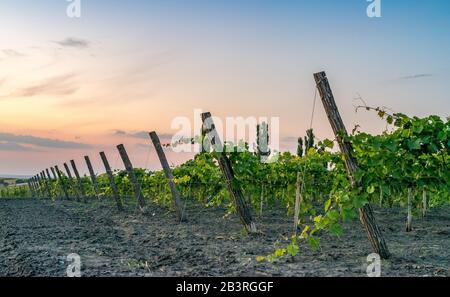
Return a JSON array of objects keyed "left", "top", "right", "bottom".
[
  {"left": 54, "top": 37, "right": 90, "bottom": 49},
  {"left": 5, "top": 74, "right": 78, "bottom": 98},
  {"left": 399, "top": 73, "right": 433, "bottom": 80},
  {"left": 0, "top": 132, "right": 92, "bottom": 149},
  {"left": 2, "top": 49, "right": 26, "bottom": 58},
  {"left": 0, "top": 141, "right": 35, "bottom": 152},
  {"left": 113, "top": 130, "right": 173, "bottom": 140}
]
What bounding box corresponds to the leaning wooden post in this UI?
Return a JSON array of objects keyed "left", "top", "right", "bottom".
[
  {"left": 314, "top": 71, "right": 390, "bottom": 259},
  {"left": 36, "top": 174, "right": 44, "bottom": 198},
  {"left": 50, "top": 167, "right": 61, "bottom": 199},
  {"left": 406, "top": 188, "right": 413, "bottom": 232},
  {"left": 117, "top": 144, "right": 146, "bottom": 211},
  {"left": 32, "top": 176, "right": 40, "bottom": 197},
  {"left": 45, "top": 169, "right": 54, "bottom": 199},
  {"left": 64, "top": 162, "right": 79, "bottom": 202},
  {"left": 30, "top": 177, "right": 38, "bottom": 198},
  {"left": 70, "top": 160, "right": 87, "bottom": 202},
  {"left": 293, "top": 172, "right": 302, "bottom": 235},
  {"left": 50, "top": 167, "right": 58, "bottom": 180},
  {"left": 84, "top": 156, "right": 100, "bottom": 199},
  {"left": 422, "top": 189, "right": 427, "bottom": 218},
  {"left": 201, "top": 112, "right": 257, "bottom": 233},
  {"left": 30, "top": 178, "right": 37, "bottom": 198},
  {"left": 41, "top": 171, "right": 52, "bottom": 199},
  {"left": 149, "top": 131, "right": 186, "bottom": 221},
  {"left": 27, "top": 179, "right": 36, "bottom": 198},
  {"left": 55, "top": 165, "right": 70, "bottom": 200},
  {"left": 100, "top": 152, "right": 123, "bottom": 211}
]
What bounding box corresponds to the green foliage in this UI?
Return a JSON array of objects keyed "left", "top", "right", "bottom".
[{"left": 4, "top": 112, "right": 449, "bottom": 262}]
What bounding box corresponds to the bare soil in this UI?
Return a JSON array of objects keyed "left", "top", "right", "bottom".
[{"left": 0, "top": 198, "right": 448, "bottom": 277}]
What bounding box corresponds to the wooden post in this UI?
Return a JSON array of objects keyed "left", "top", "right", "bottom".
[
  {"left": 36, "top": 174, "right": 44, "bottom": 198},
  {"left": 293, "top": 172, "right": 302, "bottom": 235},
  {"left": 406, "top": 188, "right": 413, "bottom": 232},
  {"left": 31, "top": 178, "right": 38, "bottom": 198},
  {"left": 33, "top": 176, "right": 40, "bottom": 197},
  {"left": 100, "top": 152, "right": 123, "bottom": 211},
  {"left": 64, "top": 162, "right": 80, "bottom": 201},
  {"left": 379, "top": 186, "right": 383, "bottom": 207},
  {"left": 41, "top": 171, "right": 52, "bottom": 199},
  {"left": 45, "top": 169, "right": 52, "bottom": 181},
  {"left": 45, "top": 169, "right": 54, "bottom": 199},
  {"left": 149, "top": 131, "right": 186, "bottom": 221},
  {"left": 71, "top": 160, "right": 86, "bottom": 202},
  {"left": 55, "top": 165, "right": 70, "bottom": 200},
  {"left": 422, "top": 189, "right": 427, "bottom": 218},
  {"left": 84, "top": 156, "right": 100, "bottom": 199},
  {"left": 259, "top": 184, "right": 264, "bottom": 218},
  {"left": 314, "top": 71, "right": 390, "bottom": 259},
  {"left": 27, "top": 180, "right": 35, "bottom": 198},
  {"left": 30, "top": 177, "right": 38, "bottom": 198},
  {"left": 50, "top": 167, "right": 58, "bottom": 180},
  {"left": 201, "top": 112, "right": 257, "bottom": 233},
  {"left": 117, "top": 144, "right": 146, "bottom": 211},
  {"left": 50, "top": 167, "right": 61, "bottom": 199}
]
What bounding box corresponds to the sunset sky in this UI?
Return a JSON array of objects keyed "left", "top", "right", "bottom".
[{"left": 0, "top": 0, "right": 449, "bottom": 176}]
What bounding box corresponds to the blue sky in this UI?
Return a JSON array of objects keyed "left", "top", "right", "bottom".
[{"left": 0, "top": 0, "right": 449, "bottom": 175}]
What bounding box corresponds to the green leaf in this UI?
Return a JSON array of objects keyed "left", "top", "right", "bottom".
[
  {"left": 327, "top": 209, "right": 340, "bottom": 221},
  {"left": 437, "top": 131, "right": 446, "bottom": 141},
  {"left": 323, "top": 139, "right": 334, "bottom": 149},
  {"left": 287, "top": 242, "right": 300, "bottom": 257},
  {"left": 367, "top": 185, "right": 375, "bottom": 194},
  {"left": 308, "top": 237, "right": 320, "bottom": 250},
  {"left": 386, "top": 115, "right": 394, "bottom": 125},
  {"left": 256, "top": 256, "right": 266, "bottom": 262},
  {"left": 330, "top": 224, "right": 343, "bottom": 237},
  {"left": 300, "top": 226, "right": 310, "bottom": 239},
  {"left": 353, "top": 194, "right": 368, "bottom": 208},
  {"left": 407, "top": 138, "right": 421, "bottom": 150},
  {"left": 325, "top": 198, "right": 332, "bottom": 211},
  {"left": 274, "top": 248, "right": 286, "bottom": 257}
]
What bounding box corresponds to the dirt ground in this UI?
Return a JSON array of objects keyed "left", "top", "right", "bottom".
[{"left": 0, "top": 198, "right": 448, "bottom": 277}]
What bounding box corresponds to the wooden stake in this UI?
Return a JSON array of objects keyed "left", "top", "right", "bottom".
[
  {"left": 379, "top": 186, "right": 383, "bottom": 207},
  {"left": 117, "top": 144, "right": 146, "bottom": 211},
  {"left": 259, "top": 184, "right": 264, "bottom": 217},
  {"left": 64, "top": 162, "right": 79, "bottom": 201},
  {"left": 45, "top": 169, "right": 54, "bottom": 200},
  {"left": 70, "top": 160, "right": 86, "bottom": 202},
  {"left": 36, "top": 174, "right": 44, "bottom": 198},
  {"left": 55, "top": 165, "right": 70, "bottom": 200},
  {"left": 149, "top": 131, "right": 186, "bottom": 221},
  {"left": 294, "top": 172, "right": 302, "bottom": 235},
  {"left": 100, "top": 152, "right": 123, "bottom": 211},
  {"left": 84, "top": 156, "right": 100, "bottom": 199},
  {"left": 50, "top": 167, "right": 58, "bottom": 180},
  {"left": 314, "top": 71, "right": 390, "bottom": 259},
  {"left": 27, "top": 180, "right": 36, "bottom": 198},
  {"left": 41, "top": 171, "right": 52, "bottom": 199},
  {"left": 201, "top": 112, "right": 256, "bottom": 233},
  {"left": 30, "top": 177, "right": 38, "bottom": 198},
  {"left": 406, "top": 188, "right": 413, "bottom": 232},
  {"left": 422, "top": 189, "right": 427, "bottom": 218}
]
